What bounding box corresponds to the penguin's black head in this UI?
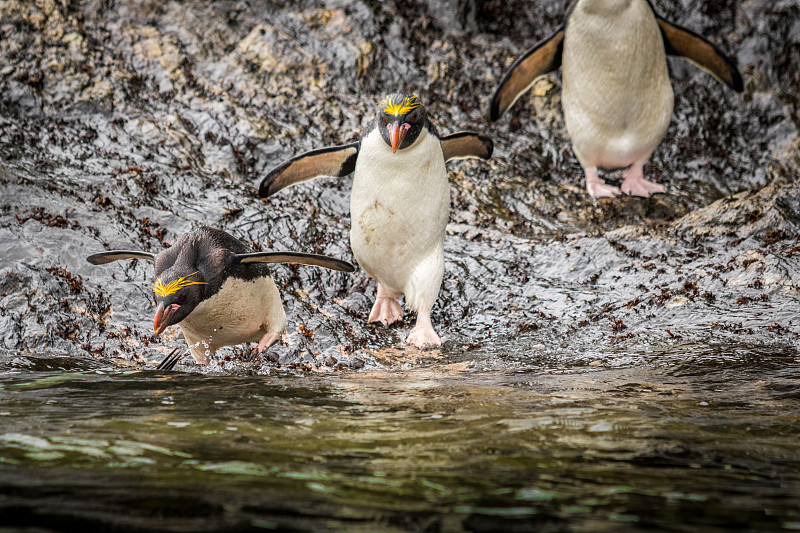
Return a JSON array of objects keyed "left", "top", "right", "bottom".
[
  {"left": 152, "top": 267, "right": 207, "bottom": 334},
  {"left": 377, "top": 93, "right": 427, "bottom": 153}
]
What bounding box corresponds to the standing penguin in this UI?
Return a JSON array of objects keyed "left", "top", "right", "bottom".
[
  {"left": 489, "top": 0, "right": 743, "bottom": 198},
  {"left": 259, "top": 93, "right": 493, "bottom": 347},
  {"left": 87, "top": 226, "right": 354, "bottom": 365}
]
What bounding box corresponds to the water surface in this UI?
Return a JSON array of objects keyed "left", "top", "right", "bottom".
[{"left": 2, "top": 345, "right": 798, "bottom": 532}]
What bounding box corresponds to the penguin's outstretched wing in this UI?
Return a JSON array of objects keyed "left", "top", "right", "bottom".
[
  {"left": 87, "top": 251, "right": 156, "bottom": 265},
  {"left": 440, "top": 132, "right": 494, "bottom": 162},
  {"left": 258, "top": 142, "right": 360, "bottom": 198},
  {"left": 489, "top": 26, "right": 565, "bottom": 121},
  {"left": 232, "top": 252, "right": 355, "bottom": 273},
  {"left": 656, "top": 18, "right": 744, "bottom": 92}
]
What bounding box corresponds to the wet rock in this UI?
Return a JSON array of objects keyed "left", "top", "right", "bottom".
[
  {"left": 3, "top": 81, "right": 42, "bottom": 117},
  {"left": 668, "top": 181, "right": 800, "bottom": 241},
  {"left": 348, "top": 357, "right": 365, "bottom": 370},
  {"left": 426, "top": 0, "right": 477, "bottom": 34},
  {"left": 0, "top": 0, "right": 797, "bottom": 370}
]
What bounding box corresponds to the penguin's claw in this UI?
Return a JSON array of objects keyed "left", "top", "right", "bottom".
[
  {"left": 192, "top": 354, "right": 211, "bottom": 365},
  {"left": 587, "top": 180, "right": 622, "bottom": 198},
  {"left": 186, "top": 342, "right": 211, "bottom": 365},
  {"left": 368, "top": 297, "right": 404, "bottom": 326},
  {"left": 405, "top": 310, "right": 441, "bottom": 348},
  {"left": 406, "top": 324, "right": 442, "bottom": 348},
  {"left": 257, "top": 331, "right": 282, "bottom": 353},
  {"left": 620, "top": 164, "right": 666, "bottom": 197},
  {"left": 585, "top": 167, "right": 621, "bottom": 198},
  {"left": 621, "top": 176, "right": 666, "bottom": 197}
]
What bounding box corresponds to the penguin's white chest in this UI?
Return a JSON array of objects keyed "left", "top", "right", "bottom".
[
  {"left": 179, "top": 275, "right": 286, "bottom": 353},
  {"left": 562, "top": 0, "right": 674, "bottom": 168},
  {"left": 350, "top": 129, "right": 449, "bottom": 293}
]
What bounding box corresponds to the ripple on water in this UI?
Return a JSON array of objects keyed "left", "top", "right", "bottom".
[{"left": 0, "top": 360, "right": 797, "bottom": 531}]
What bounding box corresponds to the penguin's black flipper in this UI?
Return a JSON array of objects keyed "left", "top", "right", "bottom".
[
  {"left": 259, "top": 142, "right": 360, "bottom": 198},
  {"left": 440, "top": 132, "right": 494, "bottom": 162},
  {"left": 232, "top": 252, "right": 355, "bottom": 273},
  {"left": 656, "top": 18, "right": 744, "bottom": 92},
  {"left": 87, "top": 251, "right": 156, "bottom": 265},
  {"left": 489, "top": 25, "right": 565, "bottom": 121}
]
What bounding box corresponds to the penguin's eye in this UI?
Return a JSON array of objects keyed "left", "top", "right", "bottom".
[
  {"left": 408, "top": 115, "right": 416, "bottom": 123},
  {"left": 177, "top": 294, "right": 188, "bottom": 305},
  {"left": 382, "top": 116, "right": 388, "bottom": 124}
]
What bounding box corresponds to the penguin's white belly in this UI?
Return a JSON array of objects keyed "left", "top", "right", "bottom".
[
  {"left": 179, "top": 275, "right": 286, "bottom": 355},
  {"left": 562, "top": 0, "right": 673, "bottom": 169},
  {"left": 350, "top": 129, "right": 449, "bottom": 310}
]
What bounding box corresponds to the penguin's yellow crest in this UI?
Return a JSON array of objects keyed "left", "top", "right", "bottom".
[
  {"left": 153, "top": 271, "right": 207, "bottom": 297},
  {"left": 380, "top": 95, "right": 423, "bottom": 116}
]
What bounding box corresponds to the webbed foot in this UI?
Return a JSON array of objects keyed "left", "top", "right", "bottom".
[
  {"left": 257, "top": 331, "right": 282, "bottom": 353},
  {"left": 405, "top": 310, "right": 441, "bottom": 348},
  {"left": 621, "top": 164, "right": 666, "bottom": 197},
  {"left": 585, "top": 166, "right": 621, "bottom": 198},
  {"left": 368, "top": 284, "right": 404, "bottom": 326}
]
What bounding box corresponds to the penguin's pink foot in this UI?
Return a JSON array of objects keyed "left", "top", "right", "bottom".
[
  {"left": 187, "top": 352, "right": 211, "bottom": 365},
  {"left": 368, "top": 284, "right": 404, "bottom": 326},
  {"left": 406, "top": 325, "right": 441, "bottom": 348},
  {"left": 257, "top": 331, "right": 282, "bottom": 353},
  {"left": 621, "top": 165, "right": 665, "bottom": 197},
  {"left": 405, "top": 311, "right": 441, "bottom": 348},
  {"left": 588, "top": 180, "right": 622, "bottom": 198},
  {"left": 585, "top": 167, "right": 620, "bottom": 198},
  {"left": 368, "top": 296, "right": 404, "bottom": 326},
  {"left": 187, "top": 339, "right": 212, "bottom": 365},
  {"left": 406, "top": 326, "right": 442, "bottom": 348}
]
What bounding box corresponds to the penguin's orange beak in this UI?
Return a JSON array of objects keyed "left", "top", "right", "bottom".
[
  {"left": 389, "top": 122, "right": 409, "bottom": 153},
  {"left": 153, "top": 302, "right": 180, "bottom": 335}
]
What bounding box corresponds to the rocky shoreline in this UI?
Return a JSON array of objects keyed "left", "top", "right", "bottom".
[{"left": 0, "top": 0, "right": 797, "bottom": 372}]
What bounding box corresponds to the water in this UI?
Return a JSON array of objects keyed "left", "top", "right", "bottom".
[
  {"left": 1, "top": 346, "right": 799, "bottom": 532},
  {"left": 1, "top": 0, "right": 800, "bottom": 530}
]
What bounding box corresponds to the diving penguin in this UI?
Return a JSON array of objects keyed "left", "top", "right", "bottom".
[
  {"left": 259, "top": 93, "right": 493, "bottom": 347},
  {"left": 87, "top": 226, "right": 354, "bottom": 365},
  {"left": 489, "top": 0, "right": 744, "bottom": 198}
]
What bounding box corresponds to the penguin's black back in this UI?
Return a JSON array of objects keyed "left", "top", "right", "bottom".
[{"left": 155, "top": 227, "right": 271, "bottom": 301}]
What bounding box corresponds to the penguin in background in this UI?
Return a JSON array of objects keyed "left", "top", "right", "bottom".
[
  {"left": 259, "top": 93, "right": 493, "bottom": 348},
  {"left": 87, "top": 226, "right": 354, "bottom": 365},
  {"left": 490, "top": 0, "right": 744, "bottom": 198}
]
